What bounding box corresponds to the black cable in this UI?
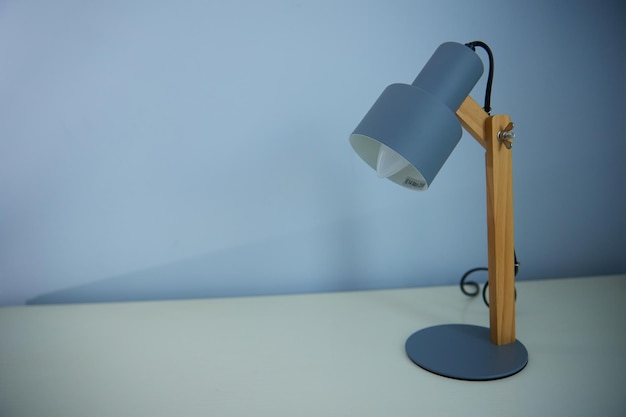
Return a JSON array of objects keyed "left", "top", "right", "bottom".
[
  {"left": 465, "top": 41, "right": 494, "bottom": 114},
  {"left": 460, "top": 252, "right": 519, "bottom": 307},
  {"left": 460, "top": 267, "right": 487, "bottom": 297}
]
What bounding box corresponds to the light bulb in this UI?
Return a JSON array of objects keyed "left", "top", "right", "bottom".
[{"left": 376, "top": 144, "right": 410, "bottom": 178}]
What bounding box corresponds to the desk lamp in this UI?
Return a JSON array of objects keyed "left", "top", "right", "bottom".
[{"left": 349, "top": 41, "right": 528, "bottom": 380}]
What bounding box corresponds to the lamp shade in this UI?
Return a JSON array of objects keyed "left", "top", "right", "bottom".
[{"left": 350, "top": 42, "right": 484, "bottom": 190}]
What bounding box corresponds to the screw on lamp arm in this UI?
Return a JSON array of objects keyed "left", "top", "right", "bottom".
[{"left": 498, "top": 121, "right": 515, "bottom": 149}]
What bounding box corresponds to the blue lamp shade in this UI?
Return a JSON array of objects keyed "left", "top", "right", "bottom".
[{"left": 349, "top": 42, "right": 484, "bottom": 190}]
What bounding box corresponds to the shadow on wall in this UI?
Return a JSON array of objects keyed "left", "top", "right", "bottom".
[{"left": 26, "top": 218, "right": 384, "bottom": 305}]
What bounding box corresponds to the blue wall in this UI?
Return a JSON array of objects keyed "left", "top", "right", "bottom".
[{"left": 1, "top": 0, "right": 624, "bottom": 305}]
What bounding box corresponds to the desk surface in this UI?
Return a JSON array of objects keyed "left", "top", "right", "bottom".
[{"left": 1, "top": 275, "right": 625, "bottom": 417}]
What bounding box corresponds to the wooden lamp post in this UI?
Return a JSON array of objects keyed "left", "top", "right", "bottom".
[{"left": 457, "top": 95, "right": 517, "bottom": 346}]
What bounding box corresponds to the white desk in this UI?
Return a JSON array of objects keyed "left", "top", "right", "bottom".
[{"left": 1, "top": 275, "right": 625, "bottom": 417}]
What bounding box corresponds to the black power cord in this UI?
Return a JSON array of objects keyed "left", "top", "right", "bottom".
[
  {"left": 460, "top": 253, "right": 519, "bottom": 307},
  {"left": 459, "top": 41, "right": 519, "bottom": 307},
  {"left": 465, "top": 41, "right": 494, "bottom": 114}
]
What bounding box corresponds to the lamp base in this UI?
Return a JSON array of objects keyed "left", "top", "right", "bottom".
[{"left": 405, "top": 324, "right": 528, "bottom": 381}]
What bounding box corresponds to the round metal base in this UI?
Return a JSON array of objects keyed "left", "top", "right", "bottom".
[{"left": 405, "top": 324, "right": 528, "bottom": 381}]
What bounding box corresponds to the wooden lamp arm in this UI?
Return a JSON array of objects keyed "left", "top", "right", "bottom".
[
  {"left": 456, "top": 96, "right": 517, "bottom": 346},
  {"left": 456, "top": 96, "right": 489, "bottom": 149}
]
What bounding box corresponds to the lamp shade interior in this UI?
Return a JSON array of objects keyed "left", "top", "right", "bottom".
[{"left": 376, "top": 144, "right": 411, "bottom": 179}]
